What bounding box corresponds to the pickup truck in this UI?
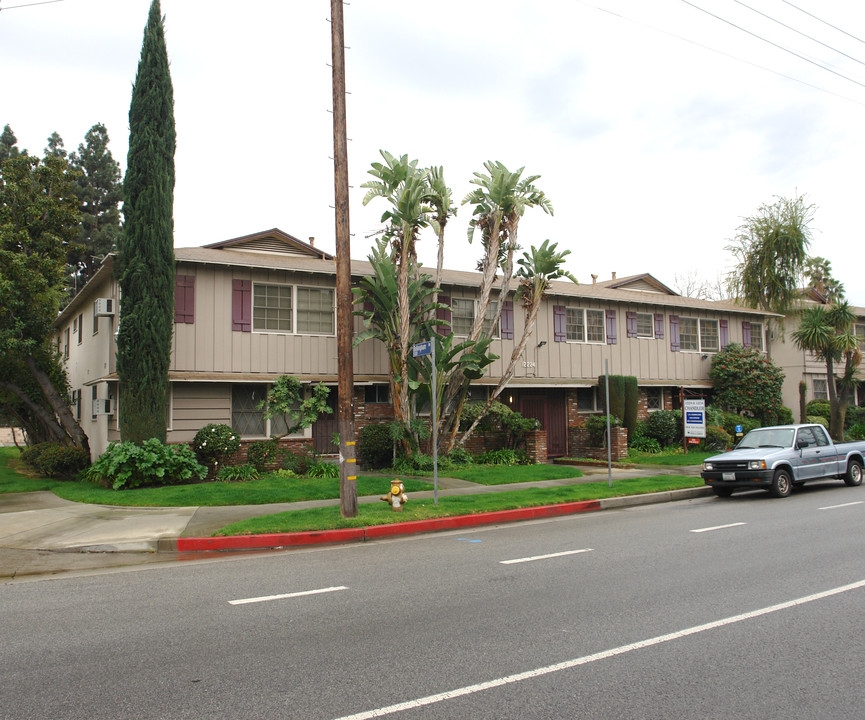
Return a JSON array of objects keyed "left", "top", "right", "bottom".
[{"left": 701, "top": 423, "right": 865, "bottom": 498}]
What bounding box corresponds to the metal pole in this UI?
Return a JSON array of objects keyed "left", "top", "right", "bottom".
[
  {"left": 330, "top": 0, "right": 357, "bottom": 517},
  {"left": 432, "top": 338, "right": 438, "bottom": 505},
  {"left": 605, "top": 358, "right": 612, "bottom": 487}
]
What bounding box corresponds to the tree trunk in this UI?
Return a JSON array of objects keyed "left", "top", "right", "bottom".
[
  {"left": 825, "top": 356, "right": 842, "bottom": 441},
  {"left": 25, "top": 357, "right": 91, "bottom": 454},
  {"left": 0, "top": 380, "right": 67, "bottom": 444}
]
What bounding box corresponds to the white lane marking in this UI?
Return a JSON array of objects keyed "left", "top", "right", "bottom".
[
  {"left": 500, "top": 549, "right": 593, "bottom": 565},
  {"left": 229, "top": 586, "right": 348, "bottom": 606},
  {"left": 819, "top": 501, "right": 864, "bottom": 510},
  {"left": 330, "top": 578, "right": 865, "bottom": 720},
  {"left": 690, "top": 522, "right": 746, "bottom": 534}
]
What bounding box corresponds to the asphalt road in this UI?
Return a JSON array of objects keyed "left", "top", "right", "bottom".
[{"left": 3, "top": 481, "right": 865, "bottom": 719}]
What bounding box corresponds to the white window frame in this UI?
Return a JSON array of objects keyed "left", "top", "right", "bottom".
[
  {"left": 451, "top": 298, "right": 499, "bottom": 338},
  {"left": 699, "top": 319, "right": 719, "bottom": 353},
  {"left": 252, "top": 283, "right": 335, "bottom": 336},
  {"left": 749, "top": 322, "right": 764, "bottom": 352},
  {"left": 636, "top": 312, "right": 654, "bottom": 339},
  {"left": 680, "top": 317, "right": 719, "bottom": 353},
  {"left": 680, "top": 317, "right": 699, "bottom": 351},
  {"left": 813, "top": 377, "right": 828, "bottom": 401},
  {"left": 231, "top": 383, "right": 311, "bottom": 439},
  {"left": 646, "top": 387, "right": 663, "bottom": 411},
  {"left": 566, "top": 308, "right": 605, "bottom": 344}
]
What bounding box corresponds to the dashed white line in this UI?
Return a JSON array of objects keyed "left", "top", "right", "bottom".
[
  {"left": 500, "top": 549, "right": 593, "bottom": 565},
  {"left": 690, "top": 522, "right": 746, "bottom": 534},
  {"left": 819, "top": 501, "right": 864, "bottom": 511},
  {"left": 329, "top": 578, "right": 865, "bottom": 720},
  {"left": 229, "top": 586, "right": 348, "bottom": 606}
]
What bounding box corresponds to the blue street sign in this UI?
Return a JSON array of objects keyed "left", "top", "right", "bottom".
[
  {"left": 735, "top": 424, "right": 743, "bottom": 434},
  {"left": 412, "top": 340, "right": 432, "bottom": 357}
]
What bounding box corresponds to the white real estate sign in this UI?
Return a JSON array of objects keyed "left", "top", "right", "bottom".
[{"left": 683, "top": 399, "right": 706, "bottom": 438}]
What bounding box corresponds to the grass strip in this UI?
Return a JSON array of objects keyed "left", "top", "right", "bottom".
[
  {"left": 213, "top": 475, "right": 703, "bottom": 536},
  {"left": 421, "top": 464, "right": 583, "bottom": 485}
]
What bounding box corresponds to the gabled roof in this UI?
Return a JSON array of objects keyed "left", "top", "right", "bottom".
[
  {"left": 202, "top": 228, "right": 333, "bottom": 260},
  {"left": 592, "top": 273, "right": 678, "bottom": 295}
]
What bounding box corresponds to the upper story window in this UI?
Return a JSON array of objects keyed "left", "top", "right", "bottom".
[
  {"left": 636, "top": 312, "right": 654, "bottom": 338},
  {"left": 252, "top": 283, "right": 334, "bottom": 335},
  {"left": 856, "top": 323, "right": 865, "bottom": 351},
  {"left": 566, "top": 308, "right": 605, "bottom": 343},
  {"left": 680, "top": 317, "right": 719, "bottom": 352},
  {"left": 450, "top": 298, "right": 498, "bottom": 337},
  {"left": 749, "top": 322, "right": 764, "bottom": 351}
]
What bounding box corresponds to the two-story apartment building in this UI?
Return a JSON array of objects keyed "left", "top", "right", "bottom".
[{"left": 56, "top": 228, "right": 777, "bottom": 460}]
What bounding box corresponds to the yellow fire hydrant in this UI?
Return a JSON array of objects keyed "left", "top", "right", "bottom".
[{"left": 381, "top": 479, "right": 408, "bottom": 511}]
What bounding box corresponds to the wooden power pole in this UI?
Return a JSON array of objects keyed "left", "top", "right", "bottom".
[{"left": 330, "top": 0, "right": 358, "bottom": 517}]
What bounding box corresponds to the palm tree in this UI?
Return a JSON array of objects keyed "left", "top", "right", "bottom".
[
  {"left": 792, "top": 301, "right": 861, "bottom": 439},
  {"left": 458, "top": 240, "right": 576, "bottom": 446}
]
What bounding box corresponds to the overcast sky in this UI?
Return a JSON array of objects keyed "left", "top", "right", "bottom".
[{"left": 2, "top": 0, "right": 863, "bottom": 305}]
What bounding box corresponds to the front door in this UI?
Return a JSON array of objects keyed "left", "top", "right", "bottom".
[
  {"left": 519, "top": 390, "right": 567, "bottom": 457},
  {"left": 312, "top": 390, "right": 338, "bottom": 454}
]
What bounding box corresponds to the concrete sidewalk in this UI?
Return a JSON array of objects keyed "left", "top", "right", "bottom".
[{"left": 0, "top": 466, "right": 708, "bottom": 580}]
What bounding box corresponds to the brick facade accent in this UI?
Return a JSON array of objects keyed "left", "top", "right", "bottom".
[{"left": 568, "top": 425, "right": 629, "bottom": 461}]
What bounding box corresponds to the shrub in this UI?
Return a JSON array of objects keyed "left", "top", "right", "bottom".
[
  {"left": 306, "top": 460, "right": 339, "bottom": 479},
  {"left": 702, "top": 425, "right": 732, "bottom": 452},
  {"left": 846, "top": 406, "right": 865, "bottom": 428},
  {"left": 630, "top": 436, "right": 661, "bottom": 454},
  {"left": 275, "top": 468, "right": 298, "bottom": 479},
  {"left": 807, "top": 415, "right": 828, "bottom": 429},
  {"left": 716, "top": 412, "right": 760, "bottom": 440},
  {"left": 643, "top": 410, "right": 682, "bottom": 447},
  {"left": 86, "top": 439, "right": 206, "bottom": 490},
  {"left": 476, "top": 448, "right": 519, "bottom": 465},
  {"left": 460, "top": 401, "right": 539, "bottom": 449},
  {"left": 709, "top": 343, "right": 784, "bottom": 423},
  {"left": 358, "top": 422, "right": 393, "bottom": 470},
  {"left": 846, "top": 423, "right": 865, "bottom": 441},
  {"left": 393, "top": 453, "right": 435, "bottom": 472},
  {"left": 217, "top": 463, "right": 259, "bottom": 482},
  {"left": 776, "top": 406, "right": 795, "bottom": 425},
  {"left": 192, "top": 424, "right": 240, "bottom": 470},
  {"left": 247, "top": 439, "right": 280, "bottom": 472},
  {"left": 445, "top": 447, "right": 473, "bottom": 465},
  {"left": 806, "top": 399, "right": 830, "bottom": 419},
  {"left": 21, "top": 442, "right": 90, "bottom": 480},
  {"left": 281, "top": 451, "right": 311, "bottom": 476},
  {"left": 582, "top": 414, "right": 621, "bottom": 447}
]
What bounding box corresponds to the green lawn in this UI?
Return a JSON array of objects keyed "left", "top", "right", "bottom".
[
  {"left": 0, "top": 448, "right": 433, "bottom": 507},
  {"left": 214, "top": 475, "right": 704, "bottom": 535},
  {"left": 408, "top": 463, "right": 583, "bottom": 485},
  {"left": 626, "top": 449, "right": 714, "bottom": 466}
]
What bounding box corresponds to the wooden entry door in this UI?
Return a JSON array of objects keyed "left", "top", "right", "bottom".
[
  {"left": 312, "top": 391, "right": 338, "bottom": 454},
  {"left": 519, "top": 391, "right": 567, "bottom": 457}
]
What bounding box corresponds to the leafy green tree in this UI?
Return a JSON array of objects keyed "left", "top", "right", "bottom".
[
  {"left": 116, "top": 0, "right": 176, "bottom": 444},
  {"left": 726, "top": 194, "right": 814, "bottom": 358},
  {"left": 0, "top": 153, "right": 89, "bottom": 451},
  {"left": 44, "top": 132, "right": 67, "bottom": 159},
  {"left": 260, "top": 376, "right": 332, "bottom": 438},
  {"left": 0, "top": 124, "right": 21, "bottom": 163},
  {"left": 791, "top": 302, "right": 861, "bottom": 440},
  {"left": 708, "top": 343, "right": 785, "bottom": 424},
  {"left": 67, "top": 123, "right": 122, "bottom": 293}
]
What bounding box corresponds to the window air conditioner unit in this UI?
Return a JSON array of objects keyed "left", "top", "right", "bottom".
[
  {"left": 92, "top": 398, "right": 113, "bottom": 415},
  {"left": 94, "top": 298, "right": 115, "bottom": 317}
]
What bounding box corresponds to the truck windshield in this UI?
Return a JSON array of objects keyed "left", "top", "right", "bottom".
[{"left": 737, "top": 428, "right": 795, "bottom": 449}]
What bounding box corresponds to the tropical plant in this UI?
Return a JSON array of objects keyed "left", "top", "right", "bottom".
[
  {"left": 217, "top": 463, "right": 259, "bottom": 482},
  {"left": 791, "top": 302, "right": 861, "bottom": 440},
  {"left": 85, "top": 439, "right": 206, "bottom": 490},
  {"left": 805, "top": 256, "right": 845, "bottom": 303},
  {"left": 260, "top": 376, "right": 332, "bottom": 439},
  {"left": 725, "top": 194, "right": 814, "bottom": 358}
]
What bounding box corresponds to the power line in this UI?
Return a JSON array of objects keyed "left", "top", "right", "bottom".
[
  {"left": 780, "top": 0, "right": 865, "bottom": 48},
  {"left": 0, "top": 0, "right": 64, "bottom": 10},
  {"left": 679, "top": 0, "right": 865, "bottom": 91},
  {"left": 730, "top": 0, "right": 865, "bottom": 69},
  {"left": 575, "top": 0, "right": 865, "bottom": 107}
]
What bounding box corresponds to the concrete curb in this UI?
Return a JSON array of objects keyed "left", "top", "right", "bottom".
[{"left": 175, "top": 487, "right": 714, "bottom": 553}]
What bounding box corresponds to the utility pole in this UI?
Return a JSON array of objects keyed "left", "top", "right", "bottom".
[{"left": 330, "top": 0, "right": 357, "bottom": 517}]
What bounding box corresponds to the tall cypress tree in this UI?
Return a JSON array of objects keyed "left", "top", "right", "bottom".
[{"left": 116, "top": 0, "right": 175, "bottom": 443}]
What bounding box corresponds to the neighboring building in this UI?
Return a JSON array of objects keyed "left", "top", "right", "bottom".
[
  {"left": 770, "top": 289, "right": 865, "bottom": 415},
  {"left": 55, "top": 229, "right": 776, "bottom": 460}
]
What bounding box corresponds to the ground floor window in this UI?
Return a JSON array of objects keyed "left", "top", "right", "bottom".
[
  {"left": 364, "top": 384, "right": 390, "bottom": 404},
  {"left": 646, "top": 387, "right": 663, "bottom": 411},
  {"left": 232, "top": 384, "right": 266, "bottom": 436},
  {"left": 812, "top": 377, "right": 828, "bottom": 401},
  {"left": 577, "top": 387, "right": 598, "bottom": 412}
]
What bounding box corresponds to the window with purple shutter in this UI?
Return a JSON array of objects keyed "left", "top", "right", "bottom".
[
  {"left": 605, "top": 309, "right": 617, "bottom": 344},
  {"left": 553, "top": 305, "right": 567, "bottom": 342},
  {"left": 669, "top": 315, "right": 680, "bottom": 352},
  {"left": 742, "top": 321, "right": 751, "bottom": 347},
  {"left": 436, "top": 295, "right": 451, "bottom": 335},
  {"left": 719, "top": 319, "right": 729, "bottom": 349},
  {"left": 174, "top": 275, "right": 195, "bottom": 324},
  {"left": 626, "top": 311, "right": 637, "bottom": 338},
  {"left": 232, "top": 279, "right": 251, "bottom": 332},
  {"left": 501, "top": 300, "right": 514, "bottom": 340},
  {"left": 654, "top": 313, "right": 665, "bottom": 339}
]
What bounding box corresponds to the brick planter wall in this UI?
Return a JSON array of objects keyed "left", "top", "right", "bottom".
[
  {"left": 568, "top": 425, "right": 629, "bottom": 461},
  {"left": 224, "top": 438, "right": 316, "bottom": 472},
  {"left": 524, "top": 429, "right": 547, "bottom": 464}
]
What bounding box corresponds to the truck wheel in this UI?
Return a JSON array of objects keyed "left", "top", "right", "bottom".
[
  {"left": 844, "top": 460, "right": 863, "bottom": 487},
  {"left": 713, "top": 487, "right": 734, "bottom": 498},
  {"left": 770, "top": 468, "right": 792, "bottom": 498}
]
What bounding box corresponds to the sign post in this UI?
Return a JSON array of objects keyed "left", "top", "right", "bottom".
[
  {"left": 683, "top": 399, "right": 706, "bottom": 452},
  {"left": 412, "top": 339, "right": 437, "bottom": 505}
]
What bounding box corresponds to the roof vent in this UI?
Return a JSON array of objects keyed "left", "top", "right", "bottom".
[
  {"left": 308, "top": 236, "right": 315, "bottom": 247},
  {"left": 611, "top": 272, "right": 617, "bottom": 280},
  {"left": 591, "top": 274, "right": 598, "bottom": 284}
]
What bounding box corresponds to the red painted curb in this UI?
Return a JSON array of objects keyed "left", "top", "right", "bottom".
[{"left": 176, "top": 500, "right": 601, "bottom": 552}]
